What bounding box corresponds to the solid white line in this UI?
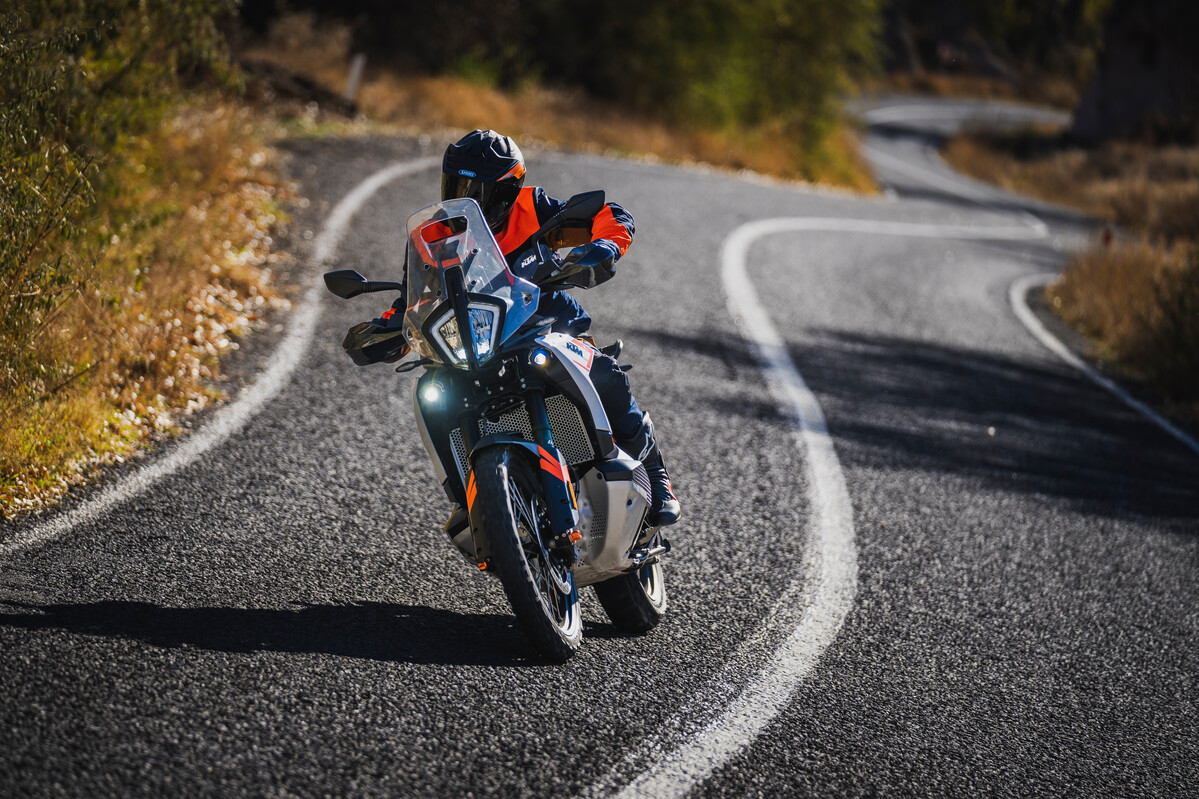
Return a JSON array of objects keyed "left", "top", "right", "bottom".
[
  {"left": 0, "top": 156, "right": 440, "bottom": 558},
  {"left": 1009, "top": 273, "right": 1199, "bottom": 457},
  {"left": 598, "top": 214, "right": 1049, "bottom": 799}
]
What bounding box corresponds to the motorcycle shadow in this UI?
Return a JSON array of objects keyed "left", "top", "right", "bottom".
[{"left": 0, "top": 599, "right": 597, "bottom": 667}]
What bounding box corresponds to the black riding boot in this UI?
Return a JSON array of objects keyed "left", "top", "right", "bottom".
[{"left": 617, "top": 412, "right": 681, "bottom": 527}]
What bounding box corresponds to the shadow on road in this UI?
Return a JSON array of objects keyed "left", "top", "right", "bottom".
[
  {"left": 640, "top": 326, "right": 1199, "bottom": 522},
  {"left": 0, "top": 599, "right": 616, "bottom": 666}
]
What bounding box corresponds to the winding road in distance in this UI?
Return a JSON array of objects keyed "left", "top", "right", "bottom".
[{"left": 2, "top": 96, "right": 1196, "bottom": 797}]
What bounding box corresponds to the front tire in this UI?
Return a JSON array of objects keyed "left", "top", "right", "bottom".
[
  {"left": 593, "top": 560, "right": 667, "bottom": 634},
  {"left": 475, "top": 446, "right": 583, "bottom": 661}
]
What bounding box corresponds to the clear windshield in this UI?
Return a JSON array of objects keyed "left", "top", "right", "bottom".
[{"left": 403, "top": 198, "right": 539, "bottom": 366}]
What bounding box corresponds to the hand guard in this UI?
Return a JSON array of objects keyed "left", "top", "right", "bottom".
[
  {"left": 555, "top": 239, "right": 618, "bottom": 289},
  {"left": 342, "top": 321, "right": 410, "bottom": 365}
]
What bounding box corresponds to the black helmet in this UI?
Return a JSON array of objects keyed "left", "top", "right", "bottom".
[{"left": 441, "top": 129, "right": 525, "bottom": 232}]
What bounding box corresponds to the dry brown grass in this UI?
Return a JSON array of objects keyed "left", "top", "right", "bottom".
[
  {"left": 0, "top": 100, "right": 289, "bottom": 517},
  {"left": 1048, "top": 240, "right": 1199, "bottom": 415},
  {"left": 241, "top": 12, "right": 876, "bottom": 191},
  {"left": 944, "top": 134, "right": 1199, "bottom": 242},
  {"left": 869, "top": 71, "right": 1080, "bottom": 110},
  {"left": 946, "top": 128, "right": 1199, "bottom": 418}
]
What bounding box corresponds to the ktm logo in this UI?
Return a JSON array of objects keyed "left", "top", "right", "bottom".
[{"left": 567, "top": 342, "right": 584, "bottom": 357}]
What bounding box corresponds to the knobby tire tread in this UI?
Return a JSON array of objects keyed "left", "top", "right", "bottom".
[
  {"left": 475, "top": 446, "right": 581, "bottom": 662},
  {"left": 593, "top": 562, "right": 667, "bottom": 634}
]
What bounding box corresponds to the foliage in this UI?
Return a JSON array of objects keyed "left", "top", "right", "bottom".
[
  {"left": 551, "top": 0, "right": 883, "bottom": 168},
  {"left": 256, "top": 0, "right": 882, "bottom": 175},
  {"left": 0, "top": 1, "right": 293, "bottom": 517},
  {"left": 887, "top": 0, "right": 1114, "bottom": 82},
  {"left": 1050, "top": 242, "right": 1199, "bottom": 412},
  {"left": 946, "top": 127, "right": 1199, "bottom": 416},
  {"left": 0, "top": 0, "right": 238, "bottom": 396}
]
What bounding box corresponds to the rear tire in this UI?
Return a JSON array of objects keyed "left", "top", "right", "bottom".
[
  {"left": 475, "top": 446, "right": 582, "bottom": 661},
  {"left": 593, "top": 560, "right": 667, "bottom": 634}
]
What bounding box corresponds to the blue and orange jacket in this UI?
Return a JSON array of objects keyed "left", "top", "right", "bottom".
[{"left": 379, "top": 187, "right": 635, "bottom": 335}]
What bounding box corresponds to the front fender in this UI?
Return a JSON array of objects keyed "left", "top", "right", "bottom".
[{"left": 467, "top": 434, "right": 580, "bottom": 540}]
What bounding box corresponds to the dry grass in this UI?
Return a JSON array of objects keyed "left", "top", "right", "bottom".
[
  {"left": 946, "top": 128, "right": 1199, "bottom": 418},
  {"left": 868, "top": 71, "right": 1080, "bottom": 110},
  {"left": 944, "top": 133, "right": 1199, "bottom": 242},
  {"left": 241, "top": 12, "right": 876, "bottom": 192},
  {"left": 1048, "top": 240, "right": 1199, "bottom": 415},
  {"left": 0, "top": 100, "right": 290, "bottom": 517}
]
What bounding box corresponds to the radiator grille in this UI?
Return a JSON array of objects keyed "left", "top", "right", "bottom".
[{"left": 450, "top": 395, "right": 594, "bottom": 482}]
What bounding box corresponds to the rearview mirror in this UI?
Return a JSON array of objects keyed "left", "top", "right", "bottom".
[
  {"left": 324, "top": 269, "right": 369, "bottom": 298},
  {"left": 323, "top": 269, "right": 404, "bottom": 298}
]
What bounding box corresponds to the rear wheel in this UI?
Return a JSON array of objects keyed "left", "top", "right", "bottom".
[
  {"left": 593, "top": 559, "right": 667, "bottom": 634},
  {"left": 475, "top": 445, "right": 582, "bottom": 661}
]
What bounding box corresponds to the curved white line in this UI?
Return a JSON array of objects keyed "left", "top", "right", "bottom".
[
  {"left": 1, "top": 156, "right": 441, "bottom": 558},
  {"left": 862, "top": 103, "right": 1069, "bottom": 127},
  {"left": 1009, "top": 273, "right": 1199, "bottom": 457},
  {"left": 592, "top": 215, "right": 1048, "bottom": 799}
]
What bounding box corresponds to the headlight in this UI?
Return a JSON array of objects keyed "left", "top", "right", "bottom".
[{"left": 435, "top": 306, "right": 498, "bottom": 365}]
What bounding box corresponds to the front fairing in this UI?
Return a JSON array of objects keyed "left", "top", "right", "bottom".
[{"left": 403, "top": 198, "right": 540, "bottom": 368}]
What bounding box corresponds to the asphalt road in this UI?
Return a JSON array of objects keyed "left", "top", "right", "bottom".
[{"left": 2, "top": 98, "right": 1196, "bottom": 797}]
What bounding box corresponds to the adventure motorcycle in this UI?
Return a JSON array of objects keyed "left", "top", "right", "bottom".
[{"left": 324, "top": 193, "right": 671, "bottom": 661}]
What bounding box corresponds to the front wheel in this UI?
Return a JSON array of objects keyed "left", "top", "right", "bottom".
[
  {"left": 593, "top": 560, "right": 667, "bottom": 634},
  {"left": 474, "top": 446, "right": 582, "bottom": 661}
]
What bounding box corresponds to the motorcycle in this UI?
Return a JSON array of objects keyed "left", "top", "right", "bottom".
[{"left": 323, "top": 193, "right": 671, "bottom": 661}]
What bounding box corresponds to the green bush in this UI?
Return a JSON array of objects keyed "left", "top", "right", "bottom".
[
  {"left": 534, "top": 0, "right": 882, "bottom": 169},
  {"left": 0, "top": 0, "right": 237, "bottom": 395}
]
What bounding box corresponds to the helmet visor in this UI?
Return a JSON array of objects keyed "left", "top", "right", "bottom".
[{"left": 441, "top": 174, "right": 518, "bottom": 230}]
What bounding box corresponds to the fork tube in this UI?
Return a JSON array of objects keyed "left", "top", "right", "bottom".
[{"left": 525, "top": 391, "right": 554, "bottom": 450}]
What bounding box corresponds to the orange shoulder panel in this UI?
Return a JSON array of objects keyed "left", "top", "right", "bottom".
[
  {"left": 592, "top": 204, "right": 633, "bottom": 256},
  {"left": 494, "top": 187, "right": 542, "bottom": 256}
]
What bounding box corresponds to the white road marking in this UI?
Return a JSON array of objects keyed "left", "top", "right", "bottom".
[
  {"left": 1009, "top": 273, "right": 1199, "bottom": 457},
  {"left": 1, "top": 157, "right": 440, "bottom": 558},
  {"left": 861, "top": 103, "right": 1069, "bottom": 127},
  {"left": 594, "top": 214, "right": 1047, "bottom": 799}
]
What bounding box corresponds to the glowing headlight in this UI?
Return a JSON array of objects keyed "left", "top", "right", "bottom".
[
  {"left": 421, "top": 383, "right": 443, "bottom": 403},
  {"left": 530, "top": 348, "right": 550, "bottom": 367},
  {"left": 437, "top": 307, "right": 496, "bottom": 364}
]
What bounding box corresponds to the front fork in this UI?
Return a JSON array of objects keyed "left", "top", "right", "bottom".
[
  {"left": 465, "top": 391, "right": 581, "bottom": 561},
  {"left": 515, "top": 390, "right": 580, "bottom": 539}
]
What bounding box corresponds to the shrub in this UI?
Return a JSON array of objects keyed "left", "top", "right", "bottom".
[{"left": 0, "top": 0, "right": 238, "bottom": 397}]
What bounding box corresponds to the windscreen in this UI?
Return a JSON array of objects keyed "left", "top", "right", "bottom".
[{"left": 403, "top": 198, "right": 539, "bottom": 364}]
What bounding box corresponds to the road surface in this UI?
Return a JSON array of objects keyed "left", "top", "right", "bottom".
[{"left": 2, "top": 97, "right": 1196, "bottom": 797}]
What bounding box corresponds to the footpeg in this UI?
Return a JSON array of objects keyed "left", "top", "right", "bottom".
[{"left": 628, "top": 535, "right": 670, "bottom": 568}]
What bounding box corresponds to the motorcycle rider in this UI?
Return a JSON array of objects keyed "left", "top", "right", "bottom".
[{"left": 374, "top": 129, "right": 680, "bottom": 527}]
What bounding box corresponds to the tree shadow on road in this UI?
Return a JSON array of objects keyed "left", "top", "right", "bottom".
[
  {"left": 637, "top": 326, "right": 1199, "bottom": 523},
  {"left": 0, "top": 599, "right": 619, "bottom": 666}
]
